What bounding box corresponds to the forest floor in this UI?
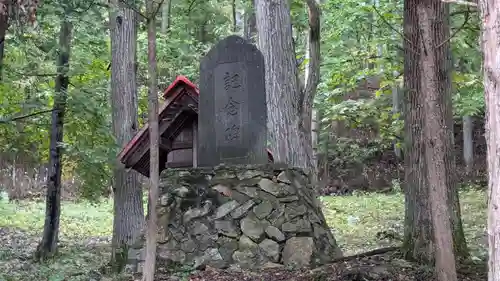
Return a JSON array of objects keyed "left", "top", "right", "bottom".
[{"left": 0, "top": 188, "right": 487, "bottom": 281}]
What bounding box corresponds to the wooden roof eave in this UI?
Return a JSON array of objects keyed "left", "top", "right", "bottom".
[
  {"left": 118, "top": 85, "right": 188, "bottom": 166},
  {"left": 130, "top": 110, "right": 197, "bottom": 177}
]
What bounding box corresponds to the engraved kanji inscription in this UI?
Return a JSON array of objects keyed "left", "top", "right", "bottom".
[
  {"left": 224, "top": 124, "right": 241, "bottom": 141},
  {"left": 224, "top": 72, "right": 242, "bottom": 90},
  {"left": 224, "top": 97, "right": 240, "bottom": 116}
]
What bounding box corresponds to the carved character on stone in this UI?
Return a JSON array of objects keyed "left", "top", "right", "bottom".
[
  {"left": 225, "top": 124, "right": 241, "bottom": 141},
  {"left": 223, "top": 96, "right": 240, "bottom": 116},
  {"left": 223, "top": 72, "right": 242, "bottom": 90}
]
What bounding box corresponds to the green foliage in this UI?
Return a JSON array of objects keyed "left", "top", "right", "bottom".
[
  {"left": 315, "top": 0, "right": 482, "bottom": 164},
  {"left": 325, "top": 97, "right": 403, "bottom": 146},
  {"left": 0, "top": 0, "right": 485, "bottom": 199},
  {"left": 0, "top": 0, "right": 235, "bottom": 199},
  {"left": 452, "top": 72, "right": 484, "bottom": 117}
]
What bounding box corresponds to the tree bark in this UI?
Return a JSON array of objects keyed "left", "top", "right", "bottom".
[
  {"left": 243, "top": 0, "right": 257, "bottom": 43},
  {"left": 160, "top": 0, "right": 171, "bottom": 34},
  {"left": 254, "top": 0, "right": 318, "bottom": 174},
  {"left": 109, "top": 0, "right": 145, "bottom": 272},
  {"left": 402, "top": 0, "right": 432, "bottom": 262},
  {"left": 463, "top": 115, "right": 473, "bottom": 176},
  {"left": 0, "top": 2, "right": 9, "bottom": 80},
  {"left": 302, "top": 0, "right": 320, "bottom": 136},
  {"left": 392, "top": 74, "right": 401, "bottom": 159},
  {"left": 478, "top": 1, "right": 500, "bottom": 280},
  {"left": 402, "top": 0, "right": 468, "bottom": 264},
  {"left": 418, "top": 1, "right": 458, "bottom": 280},
  {"left": 255, "top": 0, "right": 304, "bottom": 167},
  {"left": 142, "top": 1, "right": 160, "bottom": 280},
  {"left": 311, "top": 108, "right": 318, "bottom": 174},
  {"left": 304, "top": 0, "right": 320, "bottom": 182},
  {"left": 255, "top": 0, "right": 341, "bottom": 257},
  {"left": 232, "top": 0, "right": 237, "bottom": 32},
  {"left": 35, "top": 16, "right": 72, "bottom": 261}
]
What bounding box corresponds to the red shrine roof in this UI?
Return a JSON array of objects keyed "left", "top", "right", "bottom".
[
  {"left": 118, "top": 75, "right": 274, "bottom": 174},
  {"left": 163, "top": 75, "right": 199, "bottom": 98},
  {"left": 117, "top": 75, "right": 199, "bottom": 164}
]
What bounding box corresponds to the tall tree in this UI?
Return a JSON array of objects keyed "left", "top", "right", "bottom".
[
  {"left": 109, "top": 0, "right": 144, "bottom": 272},
  {"left": 418, "top": 1, "right": 458, "bottom": 279},
  {"left": 243, "top": 0, "right": 257, "bottom": 42},
  {"left": 402, "top": 0, "right": 468, "bottom": 263},
  {"left": 304, "top": 0, "right": 321, "bottom": 181},
  {"left": 232, "top": 0, "right": 237, "bottom": 32},
  {"left": 254, "top": 0, "right": 319, "bottom": 174},
  {"left": 35, "top": 12, "right": 72, "bottom": 261},
  {"left": 402, "top": 0, "right": 429, "bottom": 262},
  {"left": 478, "top": 1, "right": 500, "bottom": 280},
  {"left": 160, "top": 0, "right": 171, "bottom": 34},
  {"left": 142, "top": 0, "right": 160, "bottom": 279},
  {"left": 0, "top": 3, "right": 8, "bottom": 79},
  {"left": 255, "top": 0, "right": 342, "bottom": 256},
  {"left": 463, "top": 115, "right": 474, "bottom": 176}
]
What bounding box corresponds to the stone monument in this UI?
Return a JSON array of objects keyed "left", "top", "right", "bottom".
[
  {"left": 126, "top": 36, "right": 342, "bottom": 274},
  {"left": 198, "top": 35, "right": 268, "bottom": 167}
]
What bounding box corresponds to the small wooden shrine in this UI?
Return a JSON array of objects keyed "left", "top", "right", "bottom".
[{"left": 117, "top": 76, "right": 273, "bottom": 177}]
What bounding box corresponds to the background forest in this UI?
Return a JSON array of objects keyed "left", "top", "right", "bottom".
[
  {"left": 0, "top": 0, "right": 489, "bottom": 280},
  {"left": 0, "top": 0, "right": 484, "bottom": 198}
]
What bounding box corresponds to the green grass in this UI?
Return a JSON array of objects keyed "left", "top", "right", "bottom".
[
  {"left": 321, "top": 188, "right": 487, "bottom": 257},
  {"left": 0, "top": 198, "right": 114, "bottom": 238},
  {"left": 0, "top": 197, "right": 114, "bottom": 281},
  {"left": 0, "top": 189, "right": 488, "bottom": 280}
]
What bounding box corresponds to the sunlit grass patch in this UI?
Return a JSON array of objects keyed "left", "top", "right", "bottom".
[
  {"left": 459, "top": 188, "right": 488, "bottom": 257},
  {"left": 321, "top": 192, "right": 404, "bottom": 255},
  {"left": 0, "top": 197, "right": 113, "bottom": 238},
  {"left": 321, "top": 188, "right": 487, "bottom": 257}
]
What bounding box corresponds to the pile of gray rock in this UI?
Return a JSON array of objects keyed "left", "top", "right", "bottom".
[{"left": 127, "top": 164, "right": 342, "bottom": 273}]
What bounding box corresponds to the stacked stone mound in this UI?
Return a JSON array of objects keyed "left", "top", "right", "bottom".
[{"left": 128, "top": 164, "right": 342, "bottom": 272}]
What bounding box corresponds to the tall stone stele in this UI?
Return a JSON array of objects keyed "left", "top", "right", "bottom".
[
  {"left": 127, "top": 36, "right": 343, "bottom": 273},
  {"left": 198, "top": 35, "right": 268, "bottom": 167}
]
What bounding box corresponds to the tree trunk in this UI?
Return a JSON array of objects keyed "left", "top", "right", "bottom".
[
  {"left": 160, "top": 0, "right": 171, "bottom": 34},
  {"left": 198, "top": 16, "right": 208, "bottom": 43},
  {"left": 478, "top": 1, "right": 500, "bottom": 280},
  {"left": 142, "top": 2, "right": 160, "bottom": 280},
  {"left": 418, "top": 1, "right": 458, "bottom": 280},
  {"left": 311, "top": 108, "right": 318, "bottom": 174},
  {"left": 463, "top": 115, "right": 473, "bottom": 176},
  {"left": 402, "top": 0, "right": 432, "bottom": 263},
  {"left": 0, "top": 4, "right": 9, "bottom": 80},
  {"left": 304, "top": 0, "right": 320, "bottom": 182},
  {"left": 232, "top": 0, "right": 237, "bottom": 32},
  {"left": 402, "top": 0, "right": 468, "bottom": 264},
  {"left": 255, "top": 0, "right": 306, "bottom": 167},
  {"left": 254, "top": 0, "right": 318, "bottom": 173},
  {"left": 255, "top": 0, "right": 341, "bottom": 257},
  {"left": 243, "top": 0, "right": 257, "bottom": 43},
  {"left": 109, "top": 0, "right": 145, "bottom": 272},
  {"left": 392, "top": 74, "right": 401, "bottom": 159},
  {"left": 35, "top": 16, "right": 72, "bottom": 261},
  {"left": 302, "top": 0, "right": 320, "bottom": 139}
]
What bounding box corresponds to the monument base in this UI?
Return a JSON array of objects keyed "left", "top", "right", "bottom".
[{"left": 127, "top": 164, "right": 341, "bottom": 273}]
